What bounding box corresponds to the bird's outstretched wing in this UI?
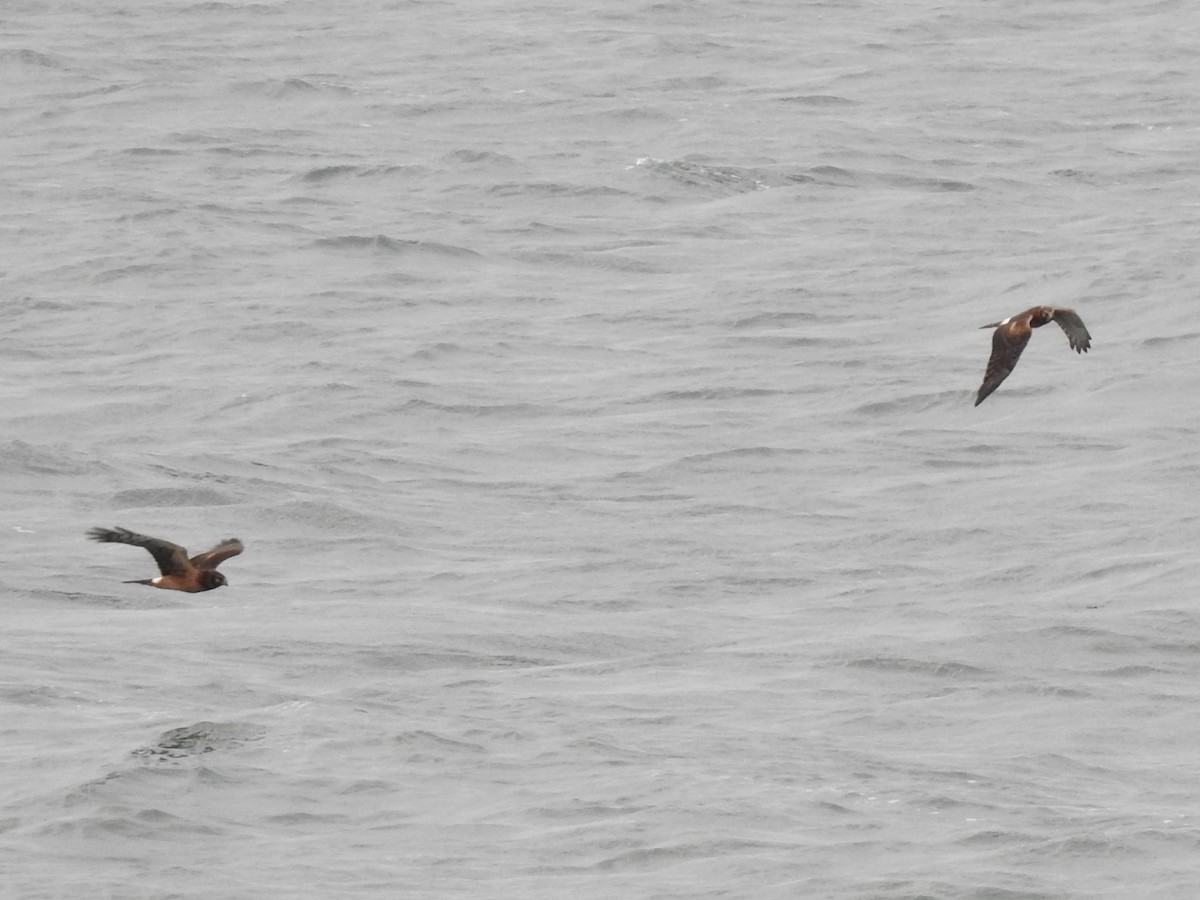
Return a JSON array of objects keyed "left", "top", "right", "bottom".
[
  {"left": 190, "top": 539, "right": 244, "bottom": 571},
  {"left": 87, "top": 527, "right": 191, "bottom": 576},
  {"left": 1050, "top": 308, "right": 1091, "bottom": 353},
  {"left": 975, "top": 326, "right": 1032, "bottom": 407}
]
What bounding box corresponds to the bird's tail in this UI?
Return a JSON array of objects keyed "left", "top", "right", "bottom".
[{"left": 123, "top": 579, "right": 154, "bottom": 586}]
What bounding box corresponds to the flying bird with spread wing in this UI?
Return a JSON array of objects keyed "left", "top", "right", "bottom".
[
  {"left": 88, "top": 527, "right": 243, "bottom": 592},
  {"left": 974, "top": 305, "right": 1091, "bottom": 406}
]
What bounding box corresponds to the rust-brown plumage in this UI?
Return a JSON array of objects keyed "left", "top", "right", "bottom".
[
  {"left": 975, "top": 306, "right": 1091, "bottom": 406},
  {"left": 88, "top": 527, "right": 243, "bottom": 592}
]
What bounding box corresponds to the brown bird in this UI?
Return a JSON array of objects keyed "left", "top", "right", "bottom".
[
  {"left": 88, "top": 527, "right": 243, "bottom": 592},
  {"left": 975, "top": 305, "right": 1091, "bottom": 406}
]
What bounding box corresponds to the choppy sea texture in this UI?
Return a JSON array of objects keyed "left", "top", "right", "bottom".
[{"left": 4, "top": 1, "right": 1200, "bottom": 897}]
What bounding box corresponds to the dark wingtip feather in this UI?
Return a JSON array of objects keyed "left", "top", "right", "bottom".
[{"left": 88, "top": 527, "right": 125, "bottom": 542}]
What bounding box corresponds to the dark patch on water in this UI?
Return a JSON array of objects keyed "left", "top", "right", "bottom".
[{"left": 132, "top": 721, "right": 266, "bottom": 761}]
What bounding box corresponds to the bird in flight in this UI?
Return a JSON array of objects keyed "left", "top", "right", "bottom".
[
  {"left": 88, "top": 527, "right": 244, "bottom": 592},
  {"left": 975, "top": 305, "right": 1091, "bottom": 406}
]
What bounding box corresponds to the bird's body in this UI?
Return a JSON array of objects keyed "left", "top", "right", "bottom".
[
  {"left": 975, "top": 305, "right": 1091, "bottom": 406},
  {"left": 88, "top": 527, "right": 243, "bottom": 592}
]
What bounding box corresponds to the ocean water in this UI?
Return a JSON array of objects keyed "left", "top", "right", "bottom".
[{"left": 3, "top": 1, "right": 1200, "bottom": 897}]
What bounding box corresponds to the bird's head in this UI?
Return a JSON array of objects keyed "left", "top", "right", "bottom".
[{"left": 201, "top": 570, "right": 228, "bottom": 590}]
